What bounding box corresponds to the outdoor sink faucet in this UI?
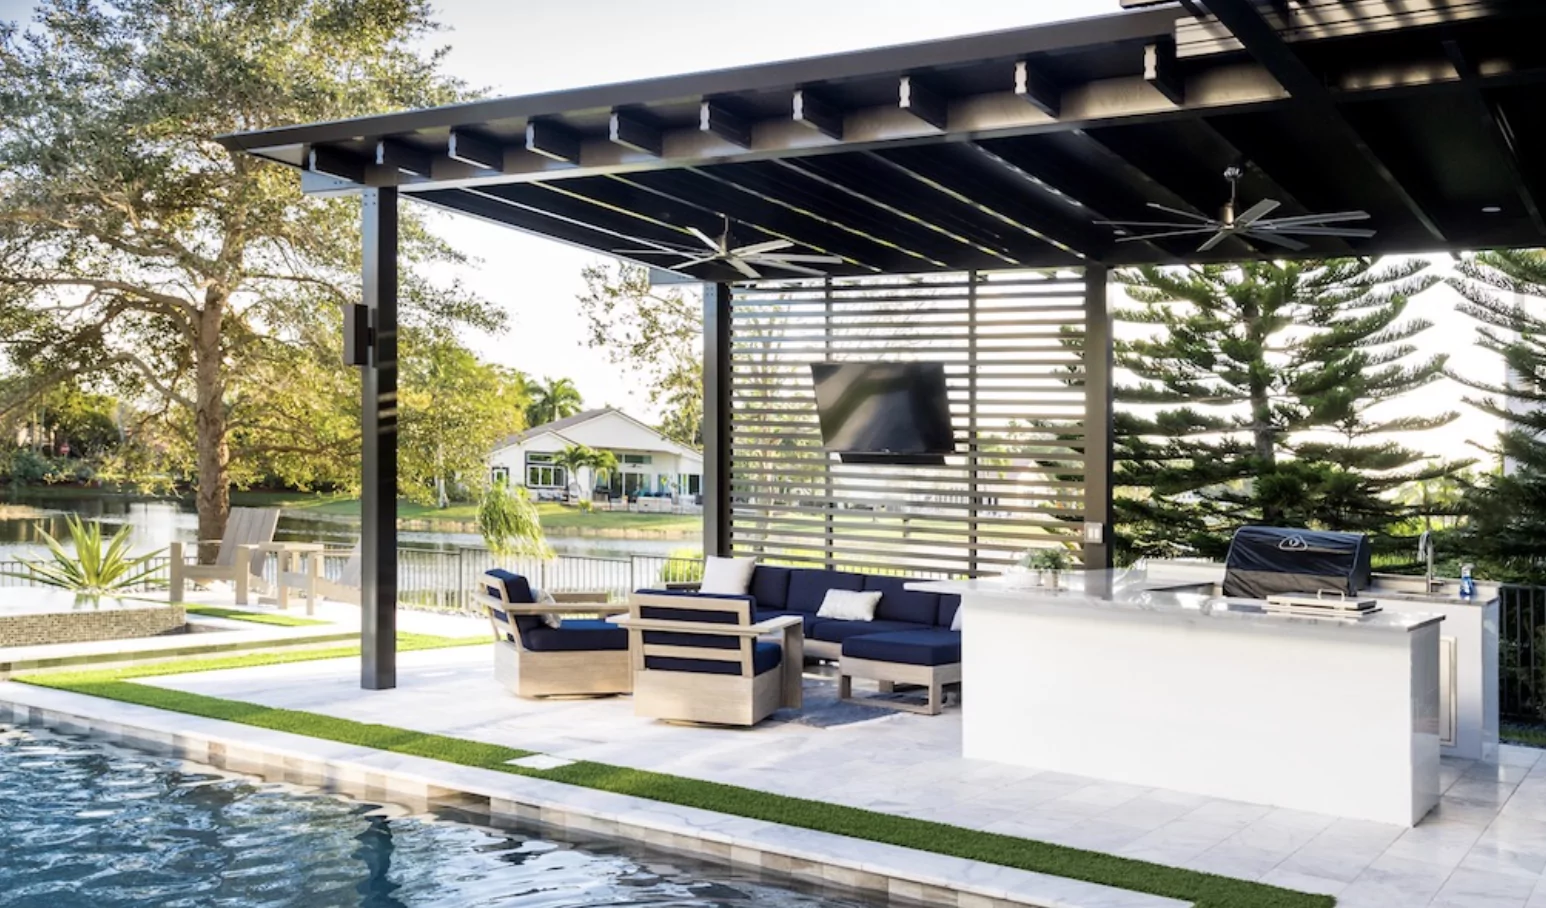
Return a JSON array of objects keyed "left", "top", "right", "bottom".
[{"left": 1417, "top": 531, "right": 1438, "bottom": 592}]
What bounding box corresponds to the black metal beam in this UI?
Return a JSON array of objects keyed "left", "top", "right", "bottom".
[
  {"left": 376, "top": 139, "right": 434, "bottom": 177},
  {"left": 792, "top": 89, "right": 843, "bottom": 140},
  {"left": 700, "top": 99, "right": 752, "bottom": 148},
  {"left": 308, "top": 145, "right": 367, "bottom": 183},
  {"left": 1444, "top": 40, "right": 1546, "bottom": 238},
  {"left": 359, "top": 187, "right": 398, "bottom": 691},
  {"left": 1082, "top": 264, "right": 1113, "bottom": 571},
  {"left": 448, "top": 129, "right": 505, "bottom": 171},
  {"left": 703, "top": 282, "right": 733, "bottom": 558},
  {"left": 899, "top": 75, "right": 949, "bottom": 130},
  {"left": 1014, "top": 60, "right": 1062, "bottom": 117},
  {"left": 478, "top": 182, "right": 700, "bottom": 253},
  {"left": 869, "top": 144, "right": 1107, "bottom": 261},
  {"left": 1197, "top": 0, "right": 1447, "bottom": 243},
  {"left": 1144, "top": 38, "right": 1184, "bottom": 106},
  {"left": 609, "top": 108, "right": 663, "bottom": 157},
  {"left": 526, "top": 118, "right": 582, "bottom": 164}
]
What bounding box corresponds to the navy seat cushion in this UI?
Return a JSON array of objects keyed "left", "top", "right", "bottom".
[
  {"left": 842, "top": 630, "right": 961, "bottom": 666},
  {"left": 937, "top": 594, "right": 962, "bottom": 629},
  {"left": 809, "top": 619, "right": 933, "bottom": 644},
  {"left": 749, "top": 566, "right": 792, "bottom": 611},
  {"left": 785, "top": 569, "right": 864, "bottom": 613},
  {"left": 484, "top": 568, "right": 534, "bottom": 604},
  {"left": 646, "top": 640, "right": 782, "bottom": 676},
  {"left": 862, "top": 576, "right": 941, "bottom": 625},
  {"left": 520, "top": 619, "right": 628, "bottom": 652}
]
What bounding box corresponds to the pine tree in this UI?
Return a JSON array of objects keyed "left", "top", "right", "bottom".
[
  {"left": 1114, "top": 259, "right": 1455, "bottom": 562},
  {"left": 1448, "top": 249, "right": 1546, "bottom": 581}
]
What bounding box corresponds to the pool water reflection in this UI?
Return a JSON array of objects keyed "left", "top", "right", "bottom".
[{"left": 0, "top": 726, "right": 880, "bottom": 908}]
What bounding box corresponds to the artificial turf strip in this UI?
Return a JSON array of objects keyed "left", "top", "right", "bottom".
[
  {"left": 183, "top": 606, "right": 330, "bottom": 627},
  {"left": 14, "top": 648, "right": 1333, "bottom": 908}
]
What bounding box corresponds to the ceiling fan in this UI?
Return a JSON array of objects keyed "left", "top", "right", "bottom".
[
  {"left": 616, "top": 216, "right": 844, "bottom": 278},
  {"left": 1096, "top": 167, "right": 1376, "bottom": 252}
]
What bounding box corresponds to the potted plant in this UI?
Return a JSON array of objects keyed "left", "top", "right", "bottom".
[
  {"left": 1006, "top": 549, "right": 1041, "bottom": 588},
  {"left": 1032, "top": 548, "right": 1071, "bottom": 589}
]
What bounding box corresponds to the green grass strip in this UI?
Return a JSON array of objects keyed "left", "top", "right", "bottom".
[
  {"left": 13, "top": 643, "right": 1331, "bottom": 908},
  {"left": 184, "top": 606, "right": 330, "bottom": 627}
]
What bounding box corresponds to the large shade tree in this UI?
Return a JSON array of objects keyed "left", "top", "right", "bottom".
[
  {"left": 1115, "top": 259, "right": 1458, "bottom": 561},
  {"left": 1449, "top": 249, "right": 1546, "bottom": 581},
  {"left": 0, "top": 0, "right": 501, "bottom": 549}
]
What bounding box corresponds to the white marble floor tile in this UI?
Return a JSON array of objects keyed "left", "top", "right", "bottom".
[
  {"left": 1430, "top": 867, "right": 1537, "bottom": 908},
  {"left": 1182, "top": 841, "right": 1288, "bottom": 881},
  {"left": 1338, "top": 854, "right": 1454, "bottom": 907},
  {"left": 1498, "top": 746, "right": 1542, "bottom": 769},
  {"left": 1258, "top": 867, "right": 1348, "bottom": 897}
]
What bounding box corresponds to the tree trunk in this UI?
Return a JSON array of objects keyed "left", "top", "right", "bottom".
[{"left": 194, "top": 296, "right": 230, "bottom": 564}]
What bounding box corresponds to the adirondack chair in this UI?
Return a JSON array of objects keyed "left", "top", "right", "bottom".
[
  {"left": 279, "top": 542, "right": 363, "bottom": 613},
  {"left": 168, "top": 507, "right": 280, "bottom": 605}
]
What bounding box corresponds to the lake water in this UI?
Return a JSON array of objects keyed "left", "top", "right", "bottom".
[
  {"left": 0, "top": 492, "right": 695, "bottom": 561},
  {"left": 0, "top": 725, "right": 876, "bottom": 908}
]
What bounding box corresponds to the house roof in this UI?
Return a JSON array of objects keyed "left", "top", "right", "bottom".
[
  {"left": 218, "top": 1, "right": 1546, "bottom": 275},
  {"left": 494, "top": 407, "right": 703, "bottom": 461}
]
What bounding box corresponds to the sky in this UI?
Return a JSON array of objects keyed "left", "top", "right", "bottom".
[{"left": 0, "top": 0, "right": 1508, "bottom": 464}]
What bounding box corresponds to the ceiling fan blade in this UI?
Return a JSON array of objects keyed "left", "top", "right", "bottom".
[
  {"left": 726, "top": 256, "right": 762, "bottom": 279},
  {"left": 686, "top": 226, "right": 721, "bottom": 252},
  {"left": 1234, "top": 199, "right": 1281, "bottom": 227},
  {"left": 614, "top": 247, "right": 691, "bottom": 255},
  {"left": 1256, "top": 226, "right": 1377, "bottom": 238},
  {"left": 746, "top": 253, "right": 845, "bottom": 263},
  {"left": 1146, "top": 202, "right": 1214, "bottom": 223},
  {"left": 1096, "top": 220, "right": 1217, "bottom": 228},
  {"left": 732, "top": 239, "right": 793, "bottom": 256},
  {"left": 1246, "top": 231, "right": 1309, "bottom": 251},
  {"left": 1258, "top": 211, "right": 1371, "bottom": 227},
  {"left": 760, "top": 260, "right": 830, "bottom": 277},
  {"left": 1196, "top": 230, "right": 1233, "bottom": 252},
  {"left": 674, "top": 254, "right": 720, "bottom": 268},
  {"left": 1113, "top": 227, "right": 1214, "bottom": 242}
]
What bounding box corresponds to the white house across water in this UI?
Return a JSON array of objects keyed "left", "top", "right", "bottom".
[{"left": 488, "top": 407, "right": 704, "bottom": 502}]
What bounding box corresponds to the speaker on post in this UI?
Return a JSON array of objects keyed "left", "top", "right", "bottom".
[{"left": 343, "top": 303, "right": 372, "bottom": 366}]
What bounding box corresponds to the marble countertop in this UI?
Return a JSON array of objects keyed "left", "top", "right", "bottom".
[{"left": 908, "top": 569, "right": 1445, "bottom": 635}]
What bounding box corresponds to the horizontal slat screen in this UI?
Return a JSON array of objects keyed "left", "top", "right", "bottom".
[{"left": 727, "top": 270, "right": 1088, "bottom": 577}]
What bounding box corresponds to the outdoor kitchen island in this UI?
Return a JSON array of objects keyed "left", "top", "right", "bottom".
[{"left": 909, "top": 570, "right": 1446, "bottom": 826}]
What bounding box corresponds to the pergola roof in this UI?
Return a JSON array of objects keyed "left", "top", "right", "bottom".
[{"left": 219, "top": 0, "right": 1546, "bottom": 279}]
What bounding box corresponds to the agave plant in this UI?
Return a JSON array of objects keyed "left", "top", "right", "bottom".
[{"left": 5, "top": 515, "right": 166, "bottom": 594}]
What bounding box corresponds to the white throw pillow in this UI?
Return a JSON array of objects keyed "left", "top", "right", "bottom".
[
  {"left": 532, "top": 589, "right": 561, "bottom": 629},
  {"left": 950, "top": 604, "right": 963, "bottom": 632},
  {"left": 816, "top": 589, "right": 883, "bottom": 622},
  {"left": 700, "top": 555, "right": 757, "bottom": 594}
]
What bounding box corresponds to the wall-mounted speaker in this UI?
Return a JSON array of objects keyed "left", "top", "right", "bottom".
[{"left": 344, "top": 303, "right": 372, "bottom": 366}]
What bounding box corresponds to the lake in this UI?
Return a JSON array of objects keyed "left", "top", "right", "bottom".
[{"left": 0, "top": 491, "right": 697, "bottom": 562}]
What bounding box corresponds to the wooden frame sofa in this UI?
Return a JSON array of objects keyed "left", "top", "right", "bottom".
[
  {"left": 477, "top": 569, "right": 631, "bottom": 698},
  {"left": 620, "top": 590, "right": 803, "bottom": 726}
]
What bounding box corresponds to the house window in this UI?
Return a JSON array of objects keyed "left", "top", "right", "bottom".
[
  {"left": 525, "top": 453, "right": 567, "bottom": 489},
  {"left": 621, "top": 453, "right": 653, "bottom": 465},
  {"left": 490, "top": 466, "right": 510, "bottom": 485},
  {"left": 679, "top": 473, "right": 702, "bottom": 496}
]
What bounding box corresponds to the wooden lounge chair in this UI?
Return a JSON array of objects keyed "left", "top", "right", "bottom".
[
  {"left": 167, "top": 507, "right": 280, "bottom": 605},
  {"left": 278, "top": 542, "right": 363, "bottom": 613},
  {"left": 477, "top": 569, "right": 631, "bottom": 698},
  {"left": 619, "top": 589, "right": 803, "bottom": 726}
]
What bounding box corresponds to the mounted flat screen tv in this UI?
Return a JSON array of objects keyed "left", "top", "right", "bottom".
[{"left": 809, "top": 362, "right": 955, "bottom": 465}]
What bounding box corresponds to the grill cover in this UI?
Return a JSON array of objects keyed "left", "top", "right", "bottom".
[{"left": 1221, "top": 526, "right": 1372, "bottom": 599}]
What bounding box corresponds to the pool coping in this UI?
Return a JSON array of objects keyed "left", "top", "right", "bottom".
[{"left": 0, "top": 682, "right": 1189, "bottom": 908}]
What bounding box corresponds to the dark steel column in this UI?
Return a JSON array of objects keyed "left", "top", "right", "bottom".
[
  {"left": 702, "top": 282, "right": 733, "bottom": 558},
  {"left": 361, "top": 187, "right": 399, "bottom": 690},
  {"left": 1083, "top": 265, "right": 1115, "bottom": 571}
]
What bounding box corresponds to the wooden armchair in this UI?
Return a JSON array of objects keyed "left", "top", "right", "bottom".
[
  {"left": 477, "top": 569, "right": 631, "bottom": 698},
  {"left": 168, "top": 507, "right": 280, "bottom": 605},
  {"left": 618, "top": 590, "right": 803, "bottom": 726}
]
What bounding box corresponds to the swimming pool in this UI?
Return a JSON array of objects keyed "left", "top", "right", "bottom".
[{"left": 0, "top": 725, "right": 882, "bottom": 907}]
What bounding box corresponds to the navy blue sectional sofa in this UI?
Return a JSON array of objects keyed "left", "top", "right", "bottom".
[{"left": 720, "top": 565, "right": 961, "bottom": 663}]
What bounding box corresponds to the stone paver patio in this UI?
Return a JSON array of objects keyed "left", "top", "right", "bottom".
[{"left": 126, "top": 641, "right": 1546, "bottom": 908}]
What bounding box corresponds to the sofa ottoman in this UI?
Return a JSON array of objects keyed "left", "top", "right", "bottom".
[{"left": 838, "top": 629, "right": 962, "bottom": 715}]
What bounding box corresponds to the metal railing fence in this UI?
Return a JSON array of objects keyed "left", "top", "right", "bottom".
[{"left": 1501, "top": 584, "right": 1546, "bottom": 724}]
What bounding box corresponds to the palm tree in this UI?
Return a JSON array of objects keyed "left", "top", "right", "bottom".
[
  {"left": 524, "top": 376, "right": 585, "bottom": 428},
  {"left": 553, "top": 443, "right": 618, "bottom": 501}
]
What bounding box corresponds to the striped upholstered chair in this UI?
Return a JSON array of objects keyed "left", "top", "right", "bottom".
[
  {"left": 619, "top": 589, "right": 803, "bottom": 726},
  {"left": 477, "top": 569, "right": 630, "bottom": 698}
]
